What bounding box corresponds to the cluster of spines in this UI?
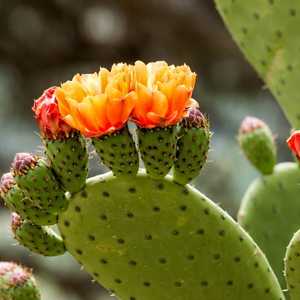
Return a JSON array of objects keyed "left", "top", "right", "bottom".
[{"left": 0, "top": 261, "right": 41, "bottom": 300}]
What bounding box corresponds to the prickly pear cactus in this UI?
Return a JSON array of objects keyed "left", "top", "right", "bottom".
[
  {"left": 0, "top": 62, "right": 286, "bottom": 300},
  {"left": 214, "top": 0, "right": 300, "bottom": 128},
  {"left": 0, "top": 262, "right": 41, "bottom": 300},
  {"left": 238, "top": 117, "right": 300, "bottom": 288},
  {"left": 284, "top": 229, "right": 300, "bottom": 300}
]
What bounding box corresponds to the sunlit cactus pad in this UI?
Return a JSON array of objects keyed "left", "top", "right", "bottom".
[
  {"left": 58, "top": 172, "right": 284, "bottom": 300},
  {"left": 214, "top": 0, "right": 300, "bottom": 128}
]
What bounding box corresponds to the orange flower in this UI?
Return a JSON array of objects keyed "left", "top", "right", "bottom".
[
  {"left": 132, "top": 61, "right": 197, "bottom": 128},
  {"left": 55, "top": 63, "right": 137, "bottom": 137}
]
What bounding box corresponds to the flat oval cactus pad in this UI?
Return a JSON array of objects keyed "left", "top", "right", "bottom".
[
  {"left": 215, "top": 0, "right": 300, "bottom": 128},
  {"left": 58, "top": 172, "right": 284, "bottom": 300}
]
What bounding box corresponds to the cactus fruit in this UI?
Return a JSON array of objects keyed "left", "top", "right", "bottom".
[
  {"left": 285, "top": 229, "right": 300, "bottom": 300},
  {"left": 0, "top": 262, "right": 41, "bottom": 300},
  {"left": 214, "top": 0, "right": 300, "bottom": 129},
  {"left": 137, "top": 126, "right": 177, "bottom": 179},
  {"left": 238, "top": 116, "right": 276, "bottom": 175},
  {"left": 92, "top": 126, "right": 139, "bottom": 176},
  {"left": 0, "top": 173, "right": 58, "bottom": 225},
  {"left": 11, "top": 213, "right": 65, "bottom": 256},
  {"left": 11, "top": 153, "right": 68, "bottom": 214},
  {"left": 173, "top": 107, "right": 210, "bottom": 184},
  {"left": 0, "top": 61, "right": 289, "bottom": 299}
]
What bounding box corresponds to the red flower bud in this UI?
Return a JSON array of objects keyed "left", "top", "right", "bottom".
[
  {"left": 287, "top": 130, "right": 300, "bottom": 159},
  {"left": 32, "top": 87, "right": 73, "bottom": 139}
]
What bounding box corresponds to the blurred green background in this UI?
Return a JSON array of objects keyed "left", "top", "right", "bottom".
[{"left": 0, "top": 0, "right": 292, "bottom": 299}]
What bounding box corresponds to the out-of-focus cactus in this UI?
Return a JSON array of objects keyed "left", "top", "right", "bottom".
[
  {"left": 214, "top": 0, "right": 300, "bottom": 129},
  {"left": 238, "top": 117, "right": 300, "bottom": 288},
  {"left": 0, "top": 62, "right": 285, "bottom": 299},
  {"left": 0, "top": 261, "right": 41, "bottom": 300},
  {"left": 284, "top": 229, "right": 300, "bottom": 300}
]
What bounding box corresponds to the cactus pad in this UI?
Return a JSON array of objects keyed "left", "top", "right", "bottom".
[
  {"left": 238, "top": 162, "right": 300, "bottom": 287},
  {"left": 214, "top": 0, "right": 300, "bottom": 128},
  {"left": 58, "top": 172, "right": 284, "bottom": 300},
  {"left": 285, "top": 229, "right": 300, "bottom": 300}
]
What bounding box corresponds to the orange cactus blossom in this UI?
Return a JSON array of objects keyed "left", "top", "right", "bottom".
[
  {"left": 55, "top": 63, "right": 137, "bottom": 138},
  {"left": 132, "top": 60, "right": 197, "bottom": 128}
]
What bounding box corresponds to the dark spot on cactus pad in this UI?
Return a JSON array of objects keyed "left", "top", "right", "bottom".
[
  {"left": 127, "top": 212, "right": 134, "bottom": 218},
  {"left": 64, "top": 220, "right": 70, "bottom": 227},
  {"left": 102, "top": 191, "right": 110, "bottom": 197},
  {"left": 196, "top": 229, "right": 205, "bottom": 235},
  {"left": 247, "top": 283, "right": 254, "bottom": 289},
  {"left": 159, "top": 257, "right": 167, "bottom": 264},
  {"left": 115, "top": 278, "right": 122, "bottom": 284},
  {"left": 153, "top": 206, "right": 160, "bottom": 212},
  {"left": 179, "top": 205, "right": 187, "bottom": 211},
  {"left": 187, "top": 254, "right": 195, "bottom": 260},
  {"left": 76, "top": 249, "right": 83, "bottom": 255},
  {"left": 213, "top": 254, "right": 221, "bottom": 260},
  {"left": 129, "top": 260, "right": 137, "bottom": 266},
  {"left": 100, "top": 259, "right": 108, "bottom": 264},
  {"left": 75, "top": 206, "right": 81, "bottom": 212},
  {"left": 143, "top": 281, "right": 151, "bottom": 287},
  {"left": 201, "top": 281, "right": 208, "bottom": 287},
  {"left": 174, "top": 281, "right": 182, "bottom": 287},
  {"left": 88, "top": 235, "right": 95, "bottom": 241},
  {"left": 145, "top": 234, "right": 152, "bottom": 240},
  {"left": 234, "top": 257, "right": 241, "bottom": 263},
  {"left": 218, "top": 230, "right": 226, "bottom": 237},
  {"left": 172, "top": 230, "right": 179, "bottom": 236},
  {"left": 100, "top": 214, "right": 107, "bottom": 220},
  {"left": 128, "top": 187, "right": 136, "bottom": 193},
  {"left": 117, "top": 238, "right": 125, "bottom": 244},
  {"left": 227, "top": 280, "right": 233, "bottom": 286}
]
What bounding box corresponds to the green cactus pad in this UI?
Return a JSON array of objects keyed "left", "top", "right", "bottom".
[
  {"left": 4, "top": 186, "right": 58, "bottom": 226},
  {"left": 44, "top": 133, "right": 88, "bottom": 193},
  {"left": 138, "top": 126, "right": 177, "bottom": 179},
  {"left": 239, "top": 126, "right": 276, "bottom": 175},
  {"left": 15, "top": 159, "right": 68, "bottom": 214},
  {"left": 58, "top": 172, "right": 284, "bottom": 300},
  {"left": 214, "top": 0, "right": 300, "bottom": 128},
  {"left": 92, "top": 126, "right": 139, "bottom": 177},
  {"left": 238, "top": 162, "right": 300, "bottom": 287},
  {"left": 174, "top": 126, "right": 210, "bottom": 185},
  {"left": 13, "top": 215, "right": 66, "bottom": 256},
  {"left": 0, "top": 262, "right": 41, "bottom": 300},
  {"left": 285, "top": 229, "right": 300, "bottom": 300}
]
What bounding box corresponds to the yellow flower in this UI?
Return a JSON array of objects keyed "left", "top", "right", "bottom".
[
  {"left": 55, "top": 63, "right": 137, "bottom": 137},
  {"left": 132, "top": 61, "right": 197, "bottom": 128}
]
